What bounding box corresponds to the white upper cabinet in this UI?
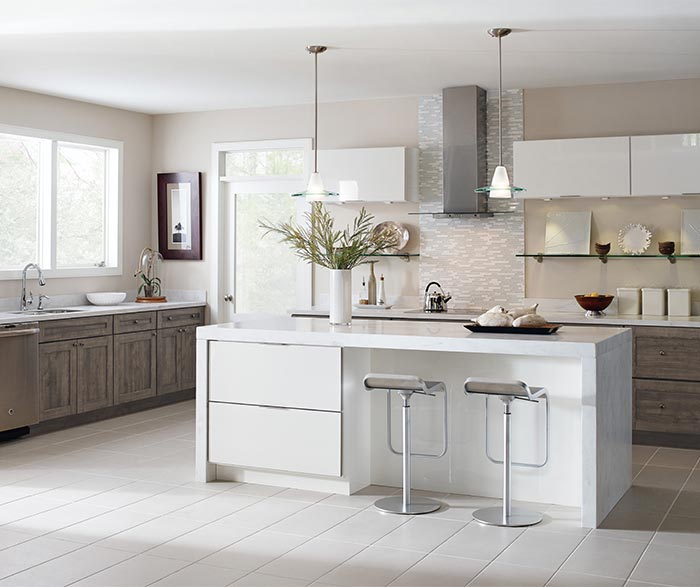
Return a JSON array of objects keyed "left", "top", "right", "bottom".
[
  {"left": 631, "top": 134, "right": 700, "bottom": 196},
  {"left": 514, "top": 137, "right": 631, "bottom": 198},
  {"left": 318, "top": 146, "right": 419, "bottom": 203}
]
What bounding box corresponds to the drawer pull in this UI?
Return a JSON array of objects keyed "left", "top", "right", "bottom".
[
  {"left": 659, "top": 403, "right": 666, "bottom": 410},
  {"left": 167, "top": 316, "right": 174, "bottom": 321},
  {"left": 659, "top": 350, "right": 666, "bottom": 356},
  {"left": 132, "top": 319, "right": 149, "bottom": 324},
  {"left": 191, "top": 313, "right": 198, "bottom": 318}
]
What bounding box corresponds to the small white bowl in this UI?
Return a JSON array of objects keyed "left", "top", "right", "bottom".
[{"left": 86, "top": 292, "right": 127, "bottom": 306}]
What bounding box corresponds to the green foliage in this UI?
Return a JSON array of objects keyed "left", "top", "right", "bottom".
[
  {"left": 137, "top": 273, "right": 162, "bottom": 297},
  {"left": 260, "top": 203, "right": 398, "bottom": 270}
]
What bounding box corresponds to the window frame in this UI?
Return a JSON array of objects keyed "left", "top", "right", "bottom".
[{"left": 0, "top": 123, "right": 123, "bottom": 280}]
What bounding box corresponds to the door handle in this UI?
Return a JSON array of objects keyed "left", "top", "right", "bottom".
[{"left": 223, "top": 295, "right": 233, "bottom": 302}]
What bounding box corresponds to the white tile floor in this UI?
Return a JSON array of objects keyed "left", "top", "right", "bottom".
[{"left": 0, "top": 401, "right": 699, "bottom": 586}]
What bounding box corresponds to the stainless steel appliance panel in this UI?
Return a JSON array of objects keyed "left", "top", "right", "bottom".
[{"left": 0, "top": 323, "right": 39, "bottom": 432}]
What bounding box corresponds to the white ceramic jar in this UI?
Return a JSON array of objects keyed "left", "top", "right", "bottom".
[
  {"left": 616, "top": 288, "right": 641, "bottom": 315},
  {"left": 667, "top": 288, "right": 691, "bottom": 316},
  {"left": 642, "top": 288, "right": 666, "bottom": 316}
]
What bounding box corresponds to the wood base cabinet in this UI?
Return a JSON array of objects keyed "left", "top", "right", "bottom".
[
  {"left": 114, "top": 331, "right": 157, "bottom": 404},
  {"left": 39, "top": 335, "right": 113, "bottom": 421},
  {"left": 157, "top": 325, "right": 198, "bottom": 395},
  {"left": 633, "top": 326, "right": 700, "bottom": 448},
  {"left": 37, "top": 306, "right": 204, "bottom": 424}
]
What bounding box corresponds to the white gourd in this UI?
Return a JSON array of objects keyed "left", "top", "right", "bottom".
[
  {"left": 512, "top": 314, "right": 548, "bottom": 328},
  {"left": 477, "top": 311, "right": 513, "bottom": 327},
  {"left": 508, "top": 303, "right": 539, "bottom": 319},
  {"left": 486, "top": 305, "right": 507, "bottom": 314}
]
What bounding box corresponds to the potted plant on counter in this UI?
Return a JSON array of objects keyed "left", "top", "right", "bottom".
[{"left": 260, "top": 203, "right": 397, "bottom": 325}]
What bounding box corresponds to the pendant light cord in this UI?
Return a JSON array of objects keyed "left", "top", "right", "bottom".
[
  {"left": 314, "top": 49, "right": 319, "bottom": 174},
  {"left": 498, "top": 34, "right": 503, "bottom": 167}
]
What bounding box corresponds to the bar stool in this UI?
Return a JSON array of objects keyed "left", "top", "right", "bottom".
[
  {"left": 364, "top": 373, "right": 448, "bottom": 515},
  {"left": 464, "top": 377, "right": 549, "bottom": 527}
]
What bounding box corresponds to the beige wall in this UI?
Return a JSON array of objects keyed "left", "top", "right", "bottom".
[
  {"left": 523, "top": 79, "right": 700, "bottom": 302},
  {"left": 0, "top": 86, "right": 153, "bottom": 299},
  {"left": 524, "top": 79, "right": 700, "bottom": 140},
  {"left": 151, "top": 97, "right": 421, "bottom": 306}
]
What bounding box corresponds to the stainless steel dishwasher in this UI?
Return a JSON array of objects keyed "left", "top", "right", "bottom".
[{"left": 0, "top": 322, "right": 39, "bottom": 437}]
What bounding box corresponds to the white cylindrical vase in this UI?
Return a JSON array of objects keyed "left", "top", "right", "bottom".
[{"left": 329, "top": 269, "right": 352, "bottom": 325}]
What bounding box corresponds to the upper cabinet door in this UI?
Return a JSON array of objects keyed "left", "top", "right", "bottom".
[
  {"left": 631, "top": 134, "right": 700, "bottom": 196},
  {"left": 318, "top": 147, "right": 419, "bottom": 203},
  {"left": 514, "top": 137, "right": 631, "bottom": 198}
]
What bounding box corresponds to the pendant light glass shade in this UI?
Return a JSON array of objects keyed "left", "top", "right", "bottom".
[
  {"left": 475, "top": 28, "right": 524, "bottom": 199},
  {"left": 291, "top": 45, "right": 338, "bottom": 201}
]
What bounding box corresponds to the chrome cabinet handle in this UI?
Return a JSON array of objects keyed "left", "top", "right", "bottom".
[
  {"left": 659, "top": 350, "right": 666, "bottom": 356},
  {"left": 223, "top": 295, "right": 233, "bottom": 302},
  {"left": 659, "top": 403, "right": 666, "bottom": 410}
]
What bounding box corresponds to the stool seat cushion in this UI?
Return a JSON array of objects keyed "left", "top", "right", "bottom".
[
  {"left": 364, "top": 373, "right": 443, "bottom": 393},
  {"left": 464, "top": 377, "right": 545, "bottom": 400}
]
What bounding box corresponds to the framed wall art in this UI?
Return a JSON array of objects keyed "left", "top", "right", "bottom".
[{"left": 157, "top": 171, "right": 202, "bottom": 260}]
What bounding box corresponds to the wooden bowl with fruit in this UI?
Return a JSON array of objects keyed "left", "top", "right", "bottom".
[{"left": 575, "top": 293, "right": 614, "bottom": 317}]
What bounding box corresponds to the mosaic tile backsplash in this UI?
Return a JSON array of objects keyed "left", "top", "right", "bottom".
[{"left": 418, "top": 90, "right": 525, "bottom": 308}]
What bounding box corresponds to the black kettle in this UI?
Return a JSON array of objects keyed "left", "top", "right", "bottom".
[{"left": 423, "top": 281, "right": 452, "bottom": 312}]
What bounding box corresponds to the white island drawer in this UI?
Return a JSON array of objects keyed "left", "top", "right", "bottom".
[
  {"left": 208, "top": 402, "right": 341, "bottom": 477},
  {"left": 209, "top": 341, "right": 341, "bottom": 411}
]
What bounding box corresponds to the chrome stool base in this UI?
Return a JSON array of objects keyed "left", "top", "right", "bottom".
[
  {"left": 375, "top": 496, "right": 441, "bottom": 515},
  {"left": 473, "top": 506, "right": 542, "bottom": 528}
]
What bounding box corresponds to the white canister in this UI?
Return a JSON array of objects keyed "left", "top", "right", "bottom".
[
  {"left": 667, "top": 288, "right": 691, "bottom": 317},
  {"left": 642, "top": 288, "right": 666, "bottom": 316},
  {"left": 616, "top": 288, "right": 641, "bottom": 315}
]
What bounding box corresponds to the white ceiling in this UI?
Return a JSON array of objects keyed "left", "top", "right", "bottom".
[{"left": 2, "top": 0, "right": 700, "bottom": 114}]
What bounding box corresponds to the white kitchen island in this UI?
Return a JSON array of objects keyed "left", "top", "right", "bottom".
[{"left": 196, "top": 316, "right": 632, "bottom": 527}]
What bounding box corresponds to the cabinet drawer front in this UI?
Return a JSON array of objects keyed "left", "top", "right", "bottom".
[
  {"left": 114, "top": 312, "right": 156, "bottom": 334},
  {"left": 634, "top": 327, "right": 700, "bottom": 381},
  {"left": 158, "top": 307, "right": 204, "bottom": 329},
  {"left": 209, "top": 342, "right": 341, "bottom": 411},
  {"left": 634, "top": 378, "right": 700, "bottom": 434},
  {"left": 40, "top": 315, "right": 113, "bottom": 343},
  {"left": 209, "top": 402, "right": 341, "bottom": 477}
]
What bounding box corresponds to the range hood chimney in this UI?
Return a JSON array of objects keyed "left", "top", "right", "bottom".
[{"left": 440, "top": 85, "right": 492, "bottom": 217}]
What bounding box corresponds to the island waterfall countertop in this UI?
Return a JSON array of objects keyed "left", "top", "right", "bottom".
[
  {"left": 198, "top": 315, "right": 628, "bottom": 357},
  {"left": 197, "top": 315, "right": 633, "bottom": 528},
  {"left": 291, "top": 306, "right": 700, "bottom": 328}
]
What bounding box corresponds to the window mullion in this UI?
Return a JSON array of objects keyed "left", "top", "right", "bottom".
[
  {"left": 50, "top": 141, "right": 58, "bottom": 270},
  {"left": 37, "top": 139, "right": 53, "bottom": 269}
]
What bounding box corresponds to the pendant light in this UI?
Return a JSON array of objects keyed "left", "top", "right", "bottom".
[
  {"left": 292, "top": 45, "right": 338, "bottom": 201},
  {"left": 476, "top": 28, "right": 524, "bottom": 199}
]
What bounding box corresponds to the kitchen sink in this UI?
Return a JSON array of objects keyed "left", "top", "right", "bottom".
[{"left": 9, "top": 308, "right": 85, "bottom": 316}]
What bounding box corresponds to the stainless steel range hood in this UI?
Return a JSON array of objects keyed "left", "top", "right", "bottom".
[{"left": 440, "top": 85, "right": 492, "bottom": 217}]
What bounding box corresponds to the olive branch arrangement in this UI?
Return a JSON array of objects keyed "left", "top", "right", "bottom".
[{"left": 259, "top": 202, "right": 398, "bottom": 270}]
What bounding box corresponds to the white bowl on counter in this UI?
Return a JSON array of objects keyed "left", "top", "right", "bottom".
[{"left": 86, "top": 292, "right": 127, "bottom": 306}]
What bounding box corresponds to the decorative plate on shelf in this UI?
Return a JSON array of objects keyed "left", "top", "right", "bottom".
[
  {"left": 371, "top": 222, "right": 409, "bottom": 253},
  {"left": 618, "top": 223, "right": 652, "bottom": 255}
]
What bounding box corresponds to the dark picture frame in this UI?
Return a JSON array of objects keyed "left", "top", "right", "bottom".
[{"left": 157, "top": 172, "right": 202, "bottom": 260}]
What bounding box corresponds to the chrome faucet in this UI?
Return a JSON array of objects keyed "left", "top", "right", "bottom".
[{"left": 20, "top": 263, "right": 46, "bottom": 311}]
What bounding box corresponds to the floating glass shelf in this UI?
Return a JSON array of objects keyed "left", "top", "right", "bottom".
[
  {"left": 517, "top": 253, "right": 700, "bottom": 264},
  {"left": 361, "top": 253, "right": 420, "bottom": 263}
]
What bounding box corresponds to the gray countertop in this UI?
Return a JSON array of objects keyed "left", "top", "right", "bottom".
[
  {"left": 291, "top": 306, "right": 700, "bottom": 328},
  {"left": 0, "top": 300, "right": 206, "bottom": 326}
]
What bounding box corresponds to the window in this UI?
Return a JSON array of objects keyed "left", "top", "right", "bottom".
[{"left": 0, "top": 126, "right": 121, "bottom": 278}]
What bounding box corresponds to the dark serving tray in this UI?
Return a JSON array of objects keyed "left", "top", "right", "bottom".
[{"left": 463, "top": 321, "right": 561, "bottom": 335}]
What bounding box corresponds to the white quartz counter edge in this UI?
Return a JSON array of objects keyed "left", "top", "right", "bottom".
[
  {"left": 198, "top": 316, "right": 631, "bottom": 359},
  {"left": 291, "top": 307, "right": 700, "bottom": 328},
  {"left": 0, "top": 301, "right": 206, "bottom": 325}
]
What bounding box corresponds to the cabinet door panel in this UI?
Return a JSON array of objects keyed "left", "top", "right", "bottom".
[
  {"left": 209, "top": 342, "right": 341, "bottom": 411},
  {"left": 209, "top": 402, "right": 342, "bottom": 477},
  {"left": 76, "top": 336, "right": 113, "bottom": 413},
  {"left": 157, "top": 327, "right": 181, "bottom": 394},
  {"left": 179, "top": 326, "right": 197, "bottom": 391},
  {"left": 514, "top": 137, "right": 630, "bottom": 198},
  {"left": 114, "top": 331, "right": 157, "bottom": 404},
  {"left": 39, "top": 341, "right": 77, "bottom": 420},
  {"left": 631, "top": 134, "right": 700, "bottom": 196}
]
